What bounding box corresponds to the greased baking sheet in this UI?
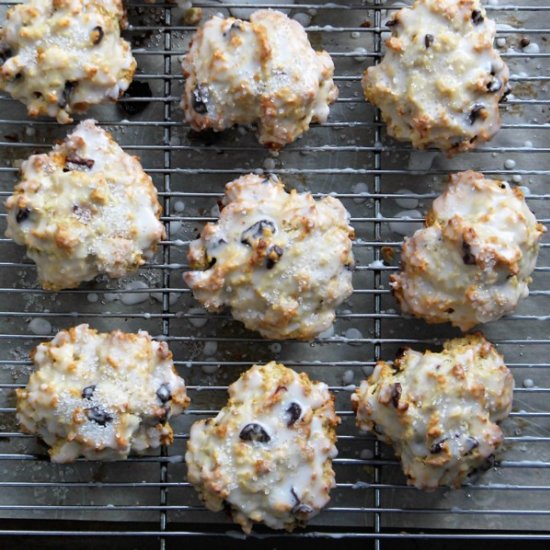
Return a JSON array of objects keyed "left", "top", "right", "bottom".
[{"left": 0, "top": 0, "right": 548, "bottom": 536}]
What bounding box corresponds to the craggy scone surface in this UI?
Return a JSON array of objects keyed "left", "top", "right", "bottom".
[
  {"left": 391, "top": 171, "right": 545, "bottom": 331},
  {"left": 16, "top": 324, "right": 190, "bottom": 463},
  {"left": 181, "top": 9, "right": 338, "bottom": 148},
  {"left": 186, "top": 361, "right": 339, "bottom": 532},
  {"left": 0, "top": 0, "right": 136, "bottom": 123},
  {"left": 5, "top": 119, "right": 165, "bottom": 291},
  {"left": 184, "top": 173, "right": 355, "bottom": 340},
  {"left": 362, "top": 0, "right": 509, "bottom": 154},
  {"left": 352, "top": 334, "right": 514, "bottom": 489}
]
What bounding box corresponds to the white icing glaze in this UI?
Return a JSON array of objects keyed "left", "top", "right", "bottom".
[
  {"left": 352, "top": 334, "right": 514, "bottom": 489},
  {"left": 5, "top": 120, "right": 165, "bottom": 290},
  {"left": 181, "top": 9, "right": 338, "bottom": 149},
  {"left": 362, "top": 0, "right": 510, "bottom": 154},
  {"left": 186, "top": 361, "right": 339, "bottom": 532},
  {"left": 16, "top": 324, "right": 190, "bottom": 463},
  {"left": 0, "top": 0, "right": 136, "bottom": 123},
  {"left": 183, "top": 174, "right": 355, "bottom": 340},
  {"left": 391, "top": 171, "right": 546, "bottom": 331}
]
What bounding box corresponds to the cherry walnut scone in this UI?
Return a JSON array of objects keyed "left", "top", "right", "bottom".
[
  {"left": 181, "top": 9, "right": 338, "bottom": 149},
  {"left": 0, "top": 0, "right": 136, "bottom": 123},
  {"left": 183, "top": 174, "right": 355, "bottom": 340},
  {"left": 16, "top": 324, "right": 190, "bottom": 463},
  {"left": 5, "top": 119, "right": 165, "bottom": 291},
  {"left": 352, "top": 334, "right": 514, "bottom": 489},
  {"left": 362, "top": 0, "right": 509, "bottom": 154},
  {"left": 186, "top": 361, "right": 339, "bottom": 532},
  {"left": 391, "top": 171, "right": 545, "bottom": 331}
]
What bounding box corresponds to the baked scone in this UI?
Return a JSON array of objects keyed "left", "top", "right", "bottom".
[
  {"left": 0, "top": 0, "right": 136, "bottom": 123},
  {"left": 183, "top": 174, "right": 355, "bottom": 340},
  {"left": 186, "top": 361, "right": 339, "bottom": 533},
  {"left": 362, "top": 0, "right": 510, "bottom": 154},
  {"left": 352, "top": 334, "right": 514, "bottom": 489},
  {"left": 5, "top": 119, "right": 165, "bottom": 291},
  {"left": 181, "top": 9, "right": 338, "bottom": 149},
  {"left": 391, "top": 171, "right": 545, "bottom": 331},
  {"left": 16, "top": 324, "right": 190, "bottom": 463}
]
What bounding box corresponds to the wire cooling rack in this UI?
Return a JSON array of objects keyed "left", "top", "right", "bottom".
[{"left": 0, "top": 1, "right": 549, "bottom": 547}]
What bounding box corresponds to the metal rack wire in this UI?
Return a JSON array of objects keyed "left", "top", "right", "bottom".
[{"left": 0, "top": 0, "right": 549, "bottom": 547}]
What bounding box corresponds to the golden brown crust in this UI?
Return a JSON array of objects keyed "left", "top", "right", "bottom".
[
  {"left": 16, "top": 324, "right": 189, "bottom": 462},
  {"left": 353, "top": 334, "right": 514, "bottom": 489},
  {"left": 5, "top": 120, "right": 165, "bottom": 290},
  {"left": 186, "top": 362, "right": 339, "bottom": 532},
  {"left": 184, "top": 174, "right": 354, "bottom": 340},
  {"left": 391, "top": 171, "right": 545, "bottom": 330},
  {"left": 181, "top": 10, "right": 338, "bottom": 148},
  {"left": 0, "top": 0, "right": 136, "bottom": 123},
  {"left": 362, "top": 0, "right": 509, "bottom": 154}
]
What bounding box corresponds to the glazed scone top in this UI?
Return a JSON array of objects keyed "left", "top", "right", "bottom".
[
  {"left": 184, "top": 174, "right": 355, "bottom": 340},
  {"left": 5, "top": 119, "right": 165, "bottom": 291},
  {"left": 352, "top": 334, "right": 514, "bottom": 489},
  {"left": 16, "top": 324, "right": 190, "bottom": 463},
  {"left": 391, "top": 171, "right": 545, "bottom": 331},
  {"left": 181, "top": 9, "right": 338, "bottom": 148},
  {"left": 186, "top": 362, "right": 339, "bottom": 533},
  {"left": 0, "top": 0, "right": 136, "bottom": 123},
  {"left": 362, "top": 0, "right": 509, "bottom": 154}
]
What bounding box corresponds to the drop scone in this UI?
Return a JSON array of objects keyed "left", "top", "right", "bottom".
[
  {"left": 5, "top": 119, "right": 165, "bottom": 291},
  {"left": 352, "top": 334, "right": 514, "bottom": 489},
  {"left": 391, "top": 171, "right": 545, "bottom": 331},
  {"left": 183, "top": 174, "right": 355, "bottom": 340},
  {"left": 181, "top": 9, "right": 338, "bottom": 149},
  {"left": 362, "top": 0, "right": 509, "bottom": 155},
  {"left": 16, "top": 324, "right": 190, "bottom": 462},
  {"left": 186, "top": 362, "right": 339, "bottom": 532},
  {"left": 0, "top": 0, "right": 136, "bottom": 123}
]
